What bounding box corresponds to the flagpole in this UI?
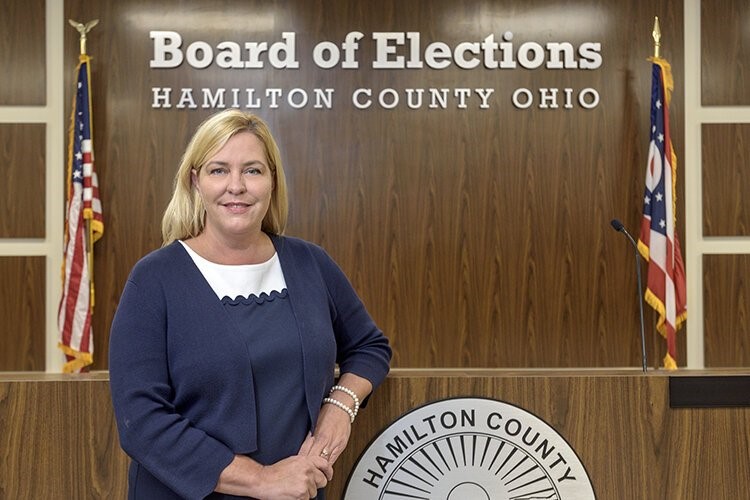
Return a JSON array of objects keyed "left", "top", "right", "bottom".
[
  {"left": 650, "top": 16, "right": 661, "bottom": 368},
  {"left": 69, "top": 19, "right": 98, "bottom": 310}
]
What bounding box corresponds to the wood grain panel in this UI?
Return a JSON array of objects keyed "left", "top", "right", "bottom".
[
  {"left": 0, "top": 257, "right": 45, "bottom": 370},
  {"left": 702, "top": 124, "right": 750, "bottom": 236},
  {"left": 61, "top": 0, "right": 686, "bottom": 369},
  {"left": 701, "top": 0, "right": 750, "bottom": 105},
  {"left": 1, "top": 371, "right": 748, "bottom": 499},
  {"left": 0, "top": 375, "right": 126, "bottom": 499},
  {"left": 0, "top": 0, "right": 46, "bottom": 105},
  {"left": 0, "top": 124, "right": 45, "bottom": 238},
  {"left": 703, "top": 255, "right": 750, "bottom": 367}
]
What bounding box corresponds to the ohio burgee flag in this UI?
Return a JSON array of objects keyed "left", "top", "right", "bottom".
[{"left": 637, "top": 56, "right": 687, "bottom": 370}]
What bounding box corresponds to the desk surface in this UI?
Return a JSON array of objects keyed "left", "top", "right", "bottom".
[{"left": 1, "top": 366, "right": 748, "bottom": 382}]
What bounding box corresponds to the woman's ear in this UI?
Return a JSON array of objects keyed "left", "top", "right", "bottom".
[{"left": 191, "top": 168, "right": 199, "bottom": 191}]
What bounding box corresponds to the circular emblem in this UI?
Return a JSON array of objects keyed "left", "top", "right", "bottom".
[{"left": 344, "top": 397, "right": 595, "bottom": 499}]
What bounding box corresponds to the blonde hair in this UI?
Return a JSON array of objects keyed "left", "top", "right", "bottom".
[{"left": 161, "top": 110, "right": 288, "bottom": 245}]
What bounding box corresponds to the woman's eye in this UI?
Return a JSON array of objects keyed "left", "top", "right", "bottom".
[
  {"left": 208, "top": 168, "right": 226, "bottom": 175},
  {"left": 244, "top": 167, "right": 262, "bottom": 175}
]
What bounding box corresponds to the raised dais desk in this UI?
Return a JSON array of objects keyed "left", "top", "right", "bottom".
[{"left": 1, "top": 369, "right": 748, "bottom": 499}]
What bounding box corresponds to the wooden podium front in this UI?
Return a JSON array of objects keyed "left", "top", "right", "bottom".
[{"left": 1, "top": 369, "right": 748, "bottom": 499}]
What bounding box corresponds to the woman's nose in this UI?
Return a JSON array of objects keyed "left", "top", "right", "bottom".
[{"left": 226, "top": 170, "right": 246, "bottom": 193}]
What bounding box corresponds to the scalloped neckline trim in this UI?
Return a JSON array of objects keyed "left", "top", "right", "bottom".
[{"left": 221, "top": 288, "right": 289, "bottom": 305}]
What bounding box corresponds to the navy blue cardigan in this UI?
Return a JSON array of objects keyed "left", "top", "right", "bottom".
[{"left": 109, "top": 235, "right": 391, "bottom": 499}]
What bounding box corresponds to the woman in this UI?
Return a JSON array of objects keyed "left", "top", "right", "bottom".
[{"left": 109, "top": 109, "right": 392, "bottom": 499}]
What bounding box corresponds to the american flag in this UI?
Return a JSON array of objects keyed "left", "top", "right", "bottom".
[
  {"left": 637, "top": 57, "right": 687, "bottom": 370},
  {"left": 58, "top": 54, "right": 103, "bottom": 373}
]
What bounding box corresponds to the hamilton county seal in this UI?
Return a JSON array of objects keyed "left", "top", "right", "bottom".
[{"left": 344, "top": 397, "right": 596, "bottom": 499}]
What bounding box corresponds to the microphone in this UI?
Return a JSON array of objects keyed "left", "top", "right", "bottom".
[{"left": 610, "top": 218, "right": 648, "bottom": 372}]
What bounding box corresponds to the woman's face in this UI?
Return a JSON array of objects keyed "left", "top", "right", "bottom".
[{"left": 192, "top": 131, "right": 274, "bottom": 242}]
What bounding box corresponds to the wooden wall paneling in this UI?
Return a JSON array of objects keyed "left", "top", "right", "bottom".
[
  {"left": 701, "top": 0, "right": 750, "bottom": 105},
  {"left": 62, "top": 0, "right": 685, "bottom": 369},
  {"left": 703, "top": 254, "right": 750, "bottom": 367},
  {"left": 702, "top": 123, "right": 750, "bottom": 236},
  {"left": 276, "top": 0, "right": 686, "bottom": 369},
  {"left": 0, "top": 257, "right": 45, "bottom": 370},
  {"left": 0, "top": 124, "right": 46, "bottom": 238},
  {"left": 0, "top": 0, "right": 46, "bottom": 105}
]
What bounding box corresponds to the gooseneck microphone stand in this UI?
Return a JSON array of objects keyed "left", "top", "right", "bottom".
[{"left": 610, "top": 219, "right": 648, "bottom": 373}]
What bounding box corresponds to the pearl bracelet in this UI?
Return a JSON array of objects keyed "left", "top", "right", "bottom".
[
  {"left": 330, "top": 385, "right": 360, "bottom": 417},
  {"left": 322, "top": 397, "right": 356, "bottom": 423}
]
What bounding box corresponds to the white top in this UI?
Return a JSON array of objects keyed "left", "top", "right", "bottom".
[{"left": 179, "top": 240, "right": 287, "bottom": 299}]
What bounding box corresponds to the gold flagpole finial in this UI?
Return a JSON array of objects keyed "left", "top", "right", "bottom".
[
  {"left": 652, "top": 16, "right": 661, "bottom": 59},
  {"left": 68, "top": 19, "right": 99, "bottom": 55}
]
